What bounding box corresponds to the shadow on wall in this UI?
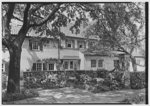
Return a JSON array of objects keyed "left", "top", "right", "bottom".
[{"left": 20, "top": 48, "right": 40, "bottom": 77}]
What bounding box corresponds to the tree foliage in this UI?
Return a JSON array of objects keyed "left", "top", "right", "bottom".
[{"left": 84, "top": 3, "right": 145, "bottom": 72}]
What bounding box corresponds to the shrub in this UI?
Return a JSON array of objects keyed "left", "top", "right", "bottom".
[
  {"left": 2, "top": 89, "right": 39, "bottom": 102},
  {"left": 130, "top": 72, "right": 145, "bottom": 89}
]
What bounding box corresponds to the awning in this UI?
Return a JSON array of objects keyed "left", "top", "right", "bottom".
[{"left": 61, "top": 56, "right": 80, "bottom": 60}]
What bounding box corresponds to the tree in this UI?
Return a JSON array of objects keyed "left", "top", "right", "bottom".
[
  {"left": 84, "top": 3, "right": 145, "bottom": 72},
  {"left": 2, "top": 3, "right": 100, "bottom": 93}
]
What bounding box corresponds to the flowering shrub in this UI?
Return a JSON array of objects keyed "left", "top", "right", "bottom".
[{"left": 23, "top": 70, "right": 128, "bottom": 92}]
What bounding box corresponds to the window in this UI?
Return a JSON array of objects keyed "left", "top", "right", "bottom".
[
  {"left": 66, "top": 39, "right": 74, "bottom": 48},
  {"left": 91, "top": 60, "right": 96, "bottom": 67},
  {"left": 64, "top": 61, "right": 68, "bottom": 69},
  {"left": 37, "top": 63, "right": 42, "bottom": 71},
  {"left": 67, "top": 43, "right": 72, "bottom": 48},
  {"left": 70, "top": 61, "right": 73, "bottom": 69},
  {"left": 49, "top": 64, "right": 54, "bottom": 70},
  {"left": 32, "top": 41, "right": 39, "bottom": 50},
  {"left": 2, "top": 63, "right": 4, "bottom": 72},
  {"left": 32, "top": 63, "right": 42, "bottom": 71},
  {"left": 98, "top": 60, "right": 103, "bottom": 67},
  {"left": 78, "top": 41, "right": 85, "bottom": 49},
  {"left": 43, "top": 63, "right": 47, "bottom": 71},
  {"left": 114, "top": 60, "right": 119, "bottom": 68}
]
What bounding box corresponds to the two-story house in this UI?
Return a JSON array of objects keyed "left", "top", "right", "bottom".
[{"left": 2, "top": 34, "right": 127, "bottom": 78}]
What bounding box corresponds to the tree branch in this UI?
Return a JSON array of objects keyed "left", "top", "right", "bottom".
[
  {"left": 12, "top": 15, "right": 23, "bottom": 22},
  {"left": 29, "top": 3, "right": 62, "bottom": 28},
  {"left": 6, "top": 3, "right": 15, "bottom": 28}
]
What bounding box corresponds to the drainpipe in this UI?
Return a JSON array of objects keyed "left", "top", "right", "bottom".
[
  {"left": 57, "top": 27, "right": 61, "bottom": 71},
  {"left": 58, "top": 37, "right": 60, "bottom": 71}
]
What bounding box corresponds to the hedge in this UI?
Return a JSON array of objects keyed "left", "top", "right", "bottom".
[{"left": 23, "top": 70, "right": 125, "bottom": 92}]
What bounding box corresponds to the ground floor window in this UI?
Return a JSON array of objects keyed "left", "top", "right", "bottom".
[
  {"left": 91, "top": 60, "right": 96, "bottom": 67},
  {"left": 98, "top": 60, "right": 103, "bottom": 67},
  {"left": 114, "top": 60, "right": 119, "bottom": 68},
  {"left": 43, "top": 63, "right": 47, "bottom": 71},
  {"left": 70, "top": 61, "right": 73, "bottom": 69},
  {"left": 37, "top": 63, "right": 42, "bottom": 71},
  {"left": 64, "top": 61, "right": 68, "bottom": 69},
  {"left": 32, "top": 63, "right": 42, "bottom": 71},
  {"left": 32, "top": 62, "right": 54, "bottom": 71},
  {"left": 49, "top": 63, "right": 54, "bottom": 70}
]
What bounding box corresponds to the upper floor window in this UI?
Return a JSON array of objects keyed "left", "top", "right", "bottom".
[
  {"left": 98, "top": 60, "right": 103, "bottom": 67},
  {"left": 32, "top": 41, "right": 39, "bottom": 50},
  {"left": 78, "top": 41, "right": 85, "bottom": 49},
  {"left": 91, "top": 60, "right": 96, "bottom": 67},
  {"left": 66, "top": 39, "right": 74, "bottom": 48},
  {"left": 29, "top": 40, "right": 43, "bottom": 51}
]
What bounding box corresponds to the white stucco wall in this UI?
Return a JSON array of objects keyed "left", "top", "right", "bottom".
[
  {"left": 20, "top": 39, "right": 59, "bottom": 74},
  {"left": 84, "top": 56, "right": 119, "bottom": 71}
]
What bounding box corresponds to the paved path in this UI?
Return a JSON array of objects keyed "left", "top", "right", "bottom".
[{"left": 5, "top": 87, "right": 145, "bottom": 104}]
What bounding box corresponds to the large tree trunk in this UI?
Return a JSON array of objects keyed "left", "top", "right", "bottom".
[
  {"left": 130, "top": 56, "right": 137, "bottom": 72},
  {"left": 7, "top": 46, "right": 21, "bottom": 93}
]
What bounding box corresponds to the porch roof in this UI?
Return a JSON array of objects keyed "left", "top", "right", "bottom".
[
  {"left": 83, "top": 50, "right": 126, "bottom": 56},
  {"left": 61, "top": 56, "right": 80, "bottom": 60}
]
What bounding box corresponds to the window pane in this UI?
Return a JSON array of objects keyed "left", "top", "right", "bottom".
[
  {"left": 64, "top": 61, "right": 68, "bottom": 69},
  {"left": 43, "top": 63, "right": 47, "bottom": 71},
  {"left": 37, "top": 63, "right": 42, "bottom": 71},
  {"left": 91, "top": 60, "right": 96, "bottom": 67},
  {"left": 70, "top": 61, "right": 73, "bottom": 69},
  {"left": 98, "top": 60, "right": 103, "bottom": 67},
  {"left": 49, "top": 64, "right": 54, "bottom": 70},
  {"left": 32, "top": 41, "right": 39, "bottom": 50},
  {"left": 68, "top": 44, "right": 71, "bottom": 48}
]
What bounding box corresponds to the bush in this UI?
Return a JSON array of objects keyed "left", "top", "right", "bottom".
[
  {"left": 2, "top": 89, "right": 39, "bottom": 102},
  {"left": 130, "top": 72, "right": 145, "bottom": 89},
  {"left": 23, "top": 70, "right": 126, "bottom": 91}
]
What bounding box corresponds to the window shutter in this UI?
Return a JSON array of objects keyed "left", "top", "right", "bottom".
[
  {"left": 72, "top": 40, "right": 75, "bottom": 48},
  {"left": 39, "top": 41, "right": 43, "bottom": 51},
  {"left": 29, "top": 39, "right": 32, "bottom": 50},
  {"left": 66, "top": 39, "right": 68, "bottom": 48},
  {"left": 84, "top": 41, "right": 86, "bottom": 49}
]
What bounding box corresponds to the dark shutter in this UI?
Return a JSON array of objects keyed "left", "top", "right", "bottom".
[
  {"left": 32, "top": 63, "right": 36, "bottom": 71},
  {"left": 29, "top": 39, "right": 32, "bottom": 50}
]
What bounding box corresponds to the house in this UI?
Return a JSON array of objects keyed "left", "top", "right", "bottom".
[{"left": 2, "top": 34, "right": 127, "bottom": 78}]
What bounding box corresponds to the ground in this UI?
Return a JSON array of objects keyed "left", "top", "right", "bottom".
[{"left": 4, "top": 87, "right": 145, "bottom": 104}]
